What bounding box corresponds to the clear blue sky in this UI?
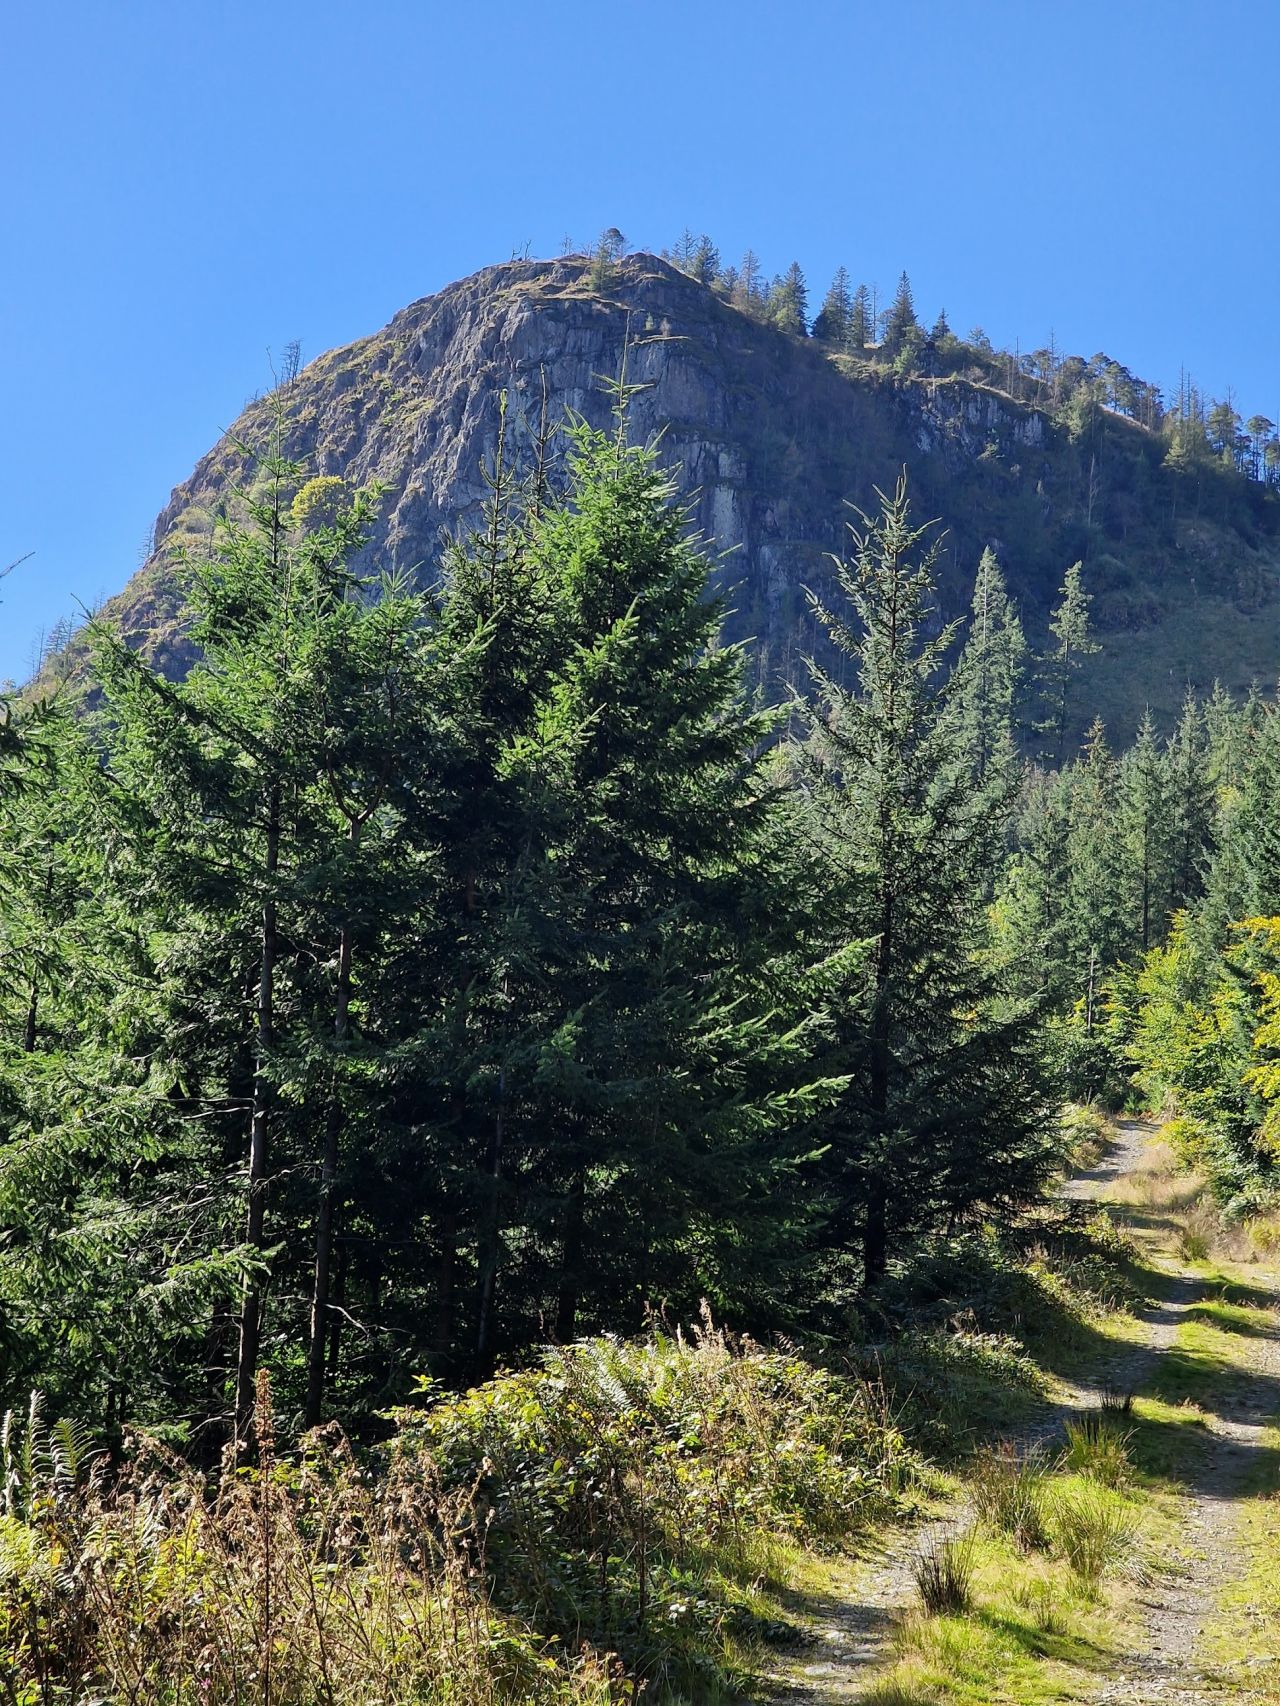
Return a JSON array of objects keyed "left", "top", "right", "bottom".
[{"left": 4, "top": 0, "right": 1277, "bottom": 683}]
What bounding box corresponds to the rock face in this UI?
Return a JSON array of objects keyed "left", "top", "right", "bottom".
[{"left": 103, "top": 253, "right": 1280, "bottom": 736}]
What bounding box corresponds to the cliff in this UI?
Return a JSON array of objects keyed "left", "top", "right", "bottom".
[{"left": 94, "top": 253, "right": 1280, "bottom": 737}]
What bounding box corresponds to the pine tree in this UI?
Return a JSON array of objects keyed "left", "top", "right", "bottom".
[
  {"left": 466, "top": 387, "right": 835, "bottom": 1350},
  {"left": 952, "top": 548, "right": 1026, "bottom": 788},
  {"left": 880, "top": 270, "right": 918, "bottom": 355},
  {"left": 1063, "top": 722, "right": 1132, "bottom": 984},
  {"left": 1167, "top": 692, "right": 1214, "bottom": 911},
  {"left": 1119, "top": 710, "right": 1176, "bottom": 952},
  {"left": 767, "top": 262, "right": 809, "bottom": 335},
  {"left": 92, "top": 439, "right": 447, "bottom": 1441},
  {"left": 1038, "top": 561, "right": 1100, "bottom": 767}
]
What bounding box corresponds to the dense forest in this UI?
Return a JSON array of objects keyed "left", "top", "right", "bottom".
[{"left": 4, "top": 376, "right": 1280, "bottom": 1700}]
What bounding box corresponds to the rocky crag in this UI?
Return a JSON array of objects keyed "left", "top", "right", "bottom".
[{"left": 95, "top": 253, "right": 1280, "bottom": 738}]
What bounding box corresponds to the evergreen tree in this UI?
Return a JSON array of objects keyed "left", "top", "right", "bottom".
[
  {"left": 1063, "top": 722, "right": 1132, "bottom": 989},
  {"left": 1167, "top": 692, "right": 1214, "bottom": 912},
  {"left": 1038, "top": 560, "right": 1100, "bottom": 767},
  {"left": 767, "top": 262, "right": 809, "bottom": 335},
  {"left": 798, "top": 477, "right": 1053, "bottom": 1285},
  {"left": 880, "top": 270, "right": 918, "bottom": 355},
  {"left": 848, "top": 284, "right": 872, "bottom": 350},
  {"left": 812, "top": 267, "right": 851, "bottom": 344},
  {"left": 951, "top": 547, "right": 1026, "bottom": 790},
  {"left": 1119, "top": 710, "right": 1176, "bottom": 952}
]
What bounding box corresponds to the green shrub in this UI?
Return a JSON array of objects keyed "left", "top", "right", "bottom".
[
  {"left": 867, "top": 1325, "right": 1044, "bottom": 1451},
  {"left": 0, "top": 1330, "right": 917, "bottom": 1705},
  {"left": 395, "top": 1321, "right": 916, "bottom": 1694},
  {"left": 1060, "top": 1102, "right": 1112, "bottom": 1169},
  {"left": 1165, "top": 1114, "right": 1215, "bottom": 1169},
  {"left": 0, "top": 1381, "right": 615, "bottom": 1706}
]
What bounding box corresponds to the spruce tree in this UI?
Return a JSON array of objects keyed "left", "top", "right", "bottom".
[
  {"left": 798, "top": 477, "right": 1053, "bottom": 1284},
  {"left": 952, "top": 547, "right": 1026, "bottom": 788},
  {"left": 767, "top": 261, "right": 808, "bottom": 334},
  {"left": 880, "top": 270, "right": 918, "bottom": 355},
  {"left": 848, "top": 284, "right": 872, "bottom": 351},
  {"left": 1168, "top": 691, "right": 1215, "bottom": 910},
  {"left": 812, "top": 267, "right": 851, "bottom": 344},
  {"left": 1119, "top": 709, "right": 1176, "bottom": 952},
  {"left": 1038, "top": 560, "right": 1100, "bottom": 767}
]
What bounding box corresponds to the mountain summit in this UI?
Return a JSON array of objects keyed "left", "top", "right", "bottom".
[{"left": 99, "top": 251, "right": 1280, "bottom": 737}]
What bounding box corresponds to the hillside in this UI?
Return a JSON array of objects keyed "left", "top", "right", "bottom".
[{"left": 91, "top": 251, "right": 1280, "bottom": 742}]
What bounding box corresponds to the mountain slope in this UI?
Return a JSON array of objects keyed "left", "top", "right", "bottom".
[{"left": 95, "top": 252, "right": 1280, "bottom": 739}]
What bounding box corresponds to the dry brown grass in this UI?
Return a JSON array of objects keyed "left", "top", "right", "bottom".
[{"left": 0, "top": 1376, "right": 619, "bottom": 1706}]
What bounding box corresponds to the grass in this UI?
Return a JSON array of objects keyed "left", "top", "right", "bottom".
[
  {"left": 863, "top": 1529, "right": 1129, "bottom": 1705},
  {"left": 853, "top": 1125, "right": 1280, "bottom": 1706},
  {"left": 1198, "top": 1416, "right": 1280, "bottom": 1693},
  {"left": 914, "top": 1535, "right": 976, "bottom": 1615},
  {"left": 1061, "top": 1410, "right": 1135, "bottom": 1487},
  {"left": 970, "top": 1441, "right": 1051, "bottom": 1552}
]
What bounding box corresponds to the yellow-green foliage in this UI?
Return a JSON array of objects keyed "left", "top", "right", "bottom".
[
  {"left": 1240, "top": 915, "right": 1280, "bottom": 1156},
  {"left": 291, "top": 473, "right": 347, "bottom": 531}
]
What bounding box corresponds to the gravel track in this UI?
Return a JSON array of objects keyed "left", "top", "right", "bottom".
[{"left": 765, "top": 1121, "right": 1280, "bottom": 1705}]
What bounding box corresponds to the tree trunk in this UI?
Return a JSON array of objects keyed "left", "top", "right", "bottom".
[
  {"left": 474, "top": 1072, "right": 506, "bottom": 1370},
  {"left": 555, "top": 1173, "right": 586, "bottom": 1342},
  {"left": 22, "top": 981, "right": 37, "bottom": 1053},
  {"left": 434, "top": 1207, "right": 457, "bottom": 1366},
  {"left": 305, "top": 841, "right": 356, "bottom": 1428},
  {"left": 234, "top": 781, "right": 280, "bottom": 1448}
]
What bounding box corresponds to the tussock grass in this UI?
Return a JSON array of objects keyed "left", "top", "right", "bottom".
[
  {"left": 1061, "top": 1411, "right": 1134, "bottom": 1488},
  {"left": 1050, "top": 1482, "right": 1136, "bottom": 1588},
  {"left": 913, "top": 1533, "right": 975, "bottom": 1615},
  {"left": 970, "top": 1441, "right": 1051, "bottom": 1551}
]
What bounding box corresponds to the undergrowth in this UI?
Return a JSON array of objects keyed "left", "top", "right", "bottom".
[{"left": 0, "top": 1323, "right": 916, "bottom": 1705}]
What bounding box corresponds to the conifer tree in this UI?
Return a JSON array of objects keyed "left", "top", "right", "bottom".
[
  {"left": 952, "top": 547, "right": 1026, "bottom": 788},
  {"left": 1064, "top": 721, "right": 1132, "bottom": 985},
  {"left": 880, "top": 270, "right": 918, "bottom": 355},
  {"left": 812, "top": 267, "right": 851, "bottom": 344},
  {"left": 1039, "top": 560, "right": 1100, "bottom": 767},
  {"left": 1119, "top": 709, "right": 1176, "bottom": 952},
  {"left": 799, "top": 477, "right": 1053, "bottom": 1284},
  {"left": 767, "top": 261, "right": 808, "bottom": 334},
  {"left": 848, "top": 284, "right": 872, "bottom": 350},
  {"left": 1168, "top": 691, "right": 1215, "bottom": 910}
]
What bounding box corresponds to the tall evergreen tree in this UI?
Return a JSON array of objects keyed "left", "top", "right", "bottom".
[
  {"left": 799, "top": 477, "right": 1053, "bottom": 1285},
  {"left": 767, "top": 261, "right": 809, "bottom": 334},
  {"left": 1119, "top": 709, "right": 1176, "bottom": 952},
  {"left": 880, "top": 270, "right": 918, "bottom": 355},
  {"left": 1038, "top": 560, "right": 1100, "bottom": 767},
  {"left": 848, "top": 284, "right": 872, "bottom": 350},
  {"left": 952, "top": 548, "right": 1026, "bottom": 789},
  {"left": 812, "top": 267, "right": 851, "bottom": 344}
]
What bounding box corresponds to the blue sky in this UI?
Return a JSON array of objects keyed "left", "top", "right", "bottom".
[{"left": 4, "top": 0, "right": 1277, "bottom": 683}]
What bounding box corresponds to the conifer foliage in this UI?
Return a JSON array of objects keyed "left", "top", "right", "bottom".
[{"left": 797, "top": 479, "right": 1054, "bottom": 1285}]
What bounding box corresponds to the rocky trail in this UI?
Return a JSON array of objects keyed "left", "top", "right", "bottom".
[{"left": 765, "top": 1121, "right": 1280, "bottom": 1705}]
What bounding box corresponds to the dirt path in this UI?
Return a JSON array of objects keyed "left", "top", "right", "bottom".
[{"left": 764, "top": 1120, "right": 1280, "bottom": 1705}]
